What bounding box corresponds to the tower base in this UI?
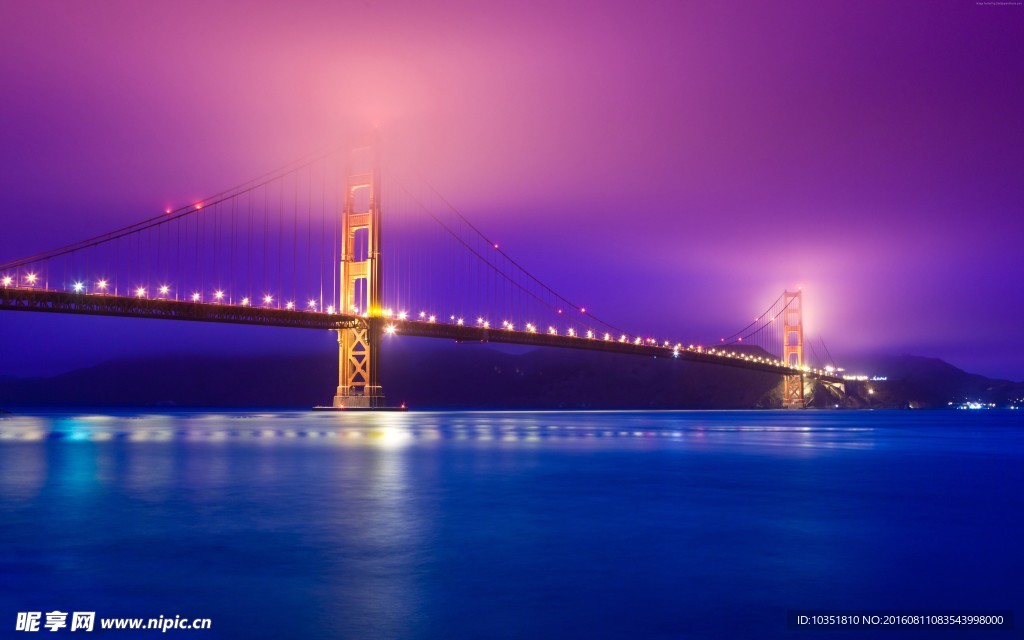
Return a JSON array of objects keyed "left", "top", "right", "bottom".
[
  {"left": 312, "top": 404, "right": 406, "bottom": 412},
  {"left": 332, "top": 385, "right": 384, "bottom": 409}
]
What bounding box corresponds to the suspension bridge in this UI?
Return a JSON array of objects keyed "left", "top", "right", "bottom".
[{"left": 0, "top": 140, "right": 844, "bottom": 409}]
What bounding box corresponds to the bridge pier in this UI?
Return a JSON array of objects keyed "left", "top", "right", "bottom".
[
  {"left": 333, "top": 319, "right": 385, "bottom": 408},
  {"left": 783, "top": 373, "right": 806, "bottom": 409}
]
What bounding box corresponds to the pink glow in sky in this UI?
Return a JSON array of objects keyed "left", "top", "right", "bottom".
[{"left": 1, "top": 0, "right": 1022, "bottom": 378}]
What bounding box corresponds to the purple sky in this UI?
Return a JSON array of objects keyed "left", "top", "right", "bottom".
[{"left": 1, "top": 0, "right": 1022, "bottom": 380}]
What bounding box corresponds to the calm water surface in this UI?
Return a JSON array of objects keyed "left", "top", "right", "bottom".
[{"left": 1, "top": 410, "right": 1022, "bottom": 639}]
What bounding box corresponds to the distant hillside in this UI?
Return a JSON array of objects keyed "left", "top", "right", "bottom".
[
  {"left": 0, "top": 343, "right": 1020, "bottom": 409},
  {"left": 0, "top": 342, "right": 779, "bottom": 409},
  {"left": 844, "top": 354, "right": 1024, "bottom": 409}
]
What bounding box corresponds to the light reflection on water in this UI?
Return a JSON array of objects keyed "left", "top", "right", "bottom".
[
  {"left": 0, "top": 410, "right": 887, "bottom": 450},
  {"left": 0, "top": 410, "right": 1022, "bottom": 639}
]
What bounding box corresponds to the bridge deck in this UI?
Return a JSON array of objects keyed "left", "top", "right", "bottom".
[{"left": 0, "top": 287, "right": 840, "bottom": 382}]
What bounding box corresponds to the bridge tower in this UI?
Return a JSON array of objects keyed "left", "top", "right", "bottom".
[
  {"left": 333, "top": 143, "right": 384, "bottom": 408},
  {"left": 782, "top": 289, "right": 805, "bottom": 408}
]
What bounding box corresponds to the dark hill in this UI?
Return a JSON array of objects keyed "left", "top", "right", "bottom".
[
  {"left": 0, "top": 342, "right": 1020, "bottom": 409},
  {"left": 0, "top": 341, "right": 780, "bottom": 409}
]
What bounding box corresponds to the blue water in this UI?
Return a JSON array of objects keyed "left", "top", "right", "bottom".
[{"left": 1, "top": 410, "right": 1022, "bottom": 639}]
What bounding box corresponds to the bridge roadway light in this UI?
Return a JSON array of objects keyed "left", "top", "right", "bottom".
[
  {"left": 456, "top": 318, "right": 464, "bottom": 326},
  {"left": 308, "top": 299, "right": 317, "bottom": 310},
  {"left": 192, "top": 292, "right": 201, "bottom": 302},
  {"left": 285, "top": 301, "right": 294, "bottom": 310},
  {"left": 135, "top": 287, "right": 146, "bottom": 298},
  {"left": 96, "top": 279, "right": 108, "bottom": 291},
  {"left": 159, "top": 285, "right": 170, "bottom": 296},
  {"left": 214, "top": 290, "right": 225, "bottom": 301},
  {"left": 263, "top": 294, "right": 274, "bottom": 306},
  {"left": 72, "top": 281, "right": 84, "bottom": 293},
  {"left": 385, "top": 324, "right": 397, "bottom": 335},
  {"left": 1, "top": 275, "right": 11, "bottom": 287},
  {"left": 398, "top": 311, "right": 407, "bottom": 320},
  {"left": 241, "top": 297, "right": 250, "bottom": 306},
  {"left": 25, "top": 273, "right": 37, "bottom": 285}
]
